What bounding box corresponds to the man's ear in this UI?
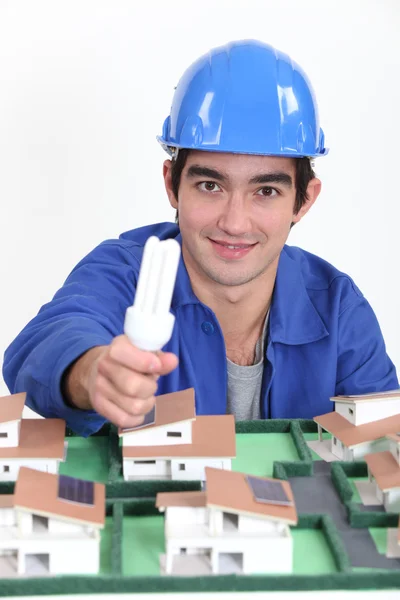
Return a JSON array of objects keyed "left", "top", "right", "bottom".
[
  {"left": 163, "top": 160, "right": 178, "bottom": 209},
  {"left": 292, "top": 178, "right": 322, "bottom": 225}
]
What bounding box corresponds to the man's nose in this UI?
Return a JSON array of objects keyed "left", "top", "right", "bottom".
[{"left": 216, "top": 193, "right": 251, "bottom": 237}]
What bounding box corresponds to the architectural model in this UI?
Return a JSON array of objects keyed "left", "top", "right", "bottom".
[
  {"left": 385, "top": 517, "right": 400, "bottom": 559},
  {"left": 311, "top": 390, "right": 400, "bottom": 461},
  {"left": 0, "top": 393, "right": 66, "bottom": 481},
  {"left": 119, "top": 388, "right": 236, "bottom": 481},
  {"left": 363, "top": 433, "right": 400, "bottom": 512},
  {"left": 156, "top": 466, "right": 298, "bottom": 576},
  {"left": 0, "top": 466, "right": 105, "bottom": 576}
]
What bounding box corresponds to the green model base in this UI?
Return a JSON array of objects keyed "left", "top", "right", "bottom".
[{"left": 1, "top": 419, "right": 400, "bottom": 596}]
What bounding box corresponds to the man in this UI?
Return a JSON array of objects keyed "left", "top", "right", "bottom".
[{"left": 3, "top": 40, "right": 398, "bottom": 436}]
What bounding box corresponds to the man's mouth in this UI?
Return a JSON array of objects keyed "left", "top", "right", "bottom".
[
  {"left": 212, "top": 240, "right": 255, "bottom": 249},
  {"left": 209, "top": 239, "right": 256, "bottom": 259}
]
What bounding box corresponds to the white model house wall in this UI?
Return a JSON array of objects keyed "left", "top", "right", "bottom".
[
  {"left": 329, "top": 435, "right": 389, "bottom": 461},
  {"left": 335, "top": 399, "right": 400, "bottom": 426},
  {"left": 0, "top": 459, "right": 60, "bottom": 482},
  {"left": 0, "top": 421, "right": 20, "bottom": 448},
  {"left": 164, "top": 507, "right": 293, "bottom": 575},
  {"left": 209, "top": 508, "right": 288, "bottom": 537},
  {"left": 164, "top": 507, "right": 285, "bottom": 536},
  {"left": 17, "top": 510, "right": 97, "bottom": 536},
  {"left": 165, "top": 533, "right": 292, "bottom": 575},
  {"left": 239, "top": 534, "right": 292, "bottom": 574},
  {"left": 238, "top": 514, "right": 288, "bottom": 535},
  {"left": 12, "top": 510, "right": 101, "bottom": 575},
  {"left": 1, "top": 533, "right": 100, "bottom": 575},
  {"left": 383, "top": 489, "right": 400, "bottom": 512},
  {"left": 0, "top": 506, "right": 16, "bottom": 527},
  {"left": 350, "top": 438, "right": 389, "bottom": 460},
  {"left": 123, "top": 457, "right": 231, "bottom": 481},
  {"left": 123, "top": 458, "right": 171, "bottom": 480},
  {"left": 166, "top": 506, "right": 208, "bottom": 529},
  {"left": 367, "top": 473, "right": 400, "bottom": 513},
  {"left": 377, "top": 486, "right": 400, "bottom": 512},
  {"left": 122, "top": 421, "right": 192, "bottom": 447},
  {"left": 0, "top": 511, "right": 101, "bottom": 576},
  {"left": 170, "top": 458, "right": 231, "bottom": 481},
  {"left": 330, "top": 436, "right": 347, "bottom": 460},
  {"left": 389, "top": 441, "right": 400, "bottom": 466}
]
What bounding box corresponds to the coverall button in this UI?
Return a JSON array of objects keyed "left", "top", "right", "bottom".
[{"left": 201, "top": 321, "right": 215, "bottom": 335}]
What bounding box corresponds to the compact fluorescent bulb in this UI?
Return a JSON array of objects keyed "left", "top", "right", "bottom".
[{"left": 124, "top": 236, "right": 181, "bottom": 351}]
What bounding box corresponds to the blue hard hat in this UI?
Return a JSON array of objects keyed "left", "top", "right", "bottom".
[{"left": 158, "top": 40, "right": 328, "bottom": 158}]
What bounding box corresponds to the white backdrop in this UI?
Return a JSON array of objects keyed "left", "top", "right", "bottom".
[{"left": 0, "top": 0, "right": 399, "bottom": 397}]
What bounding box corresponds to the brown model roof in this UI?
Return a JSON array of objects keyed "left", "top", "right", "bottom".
[
  {"left": 365, "top": 451, "right": 400, "bottom": 491},
  {"left": 314, "top": 411, "right": 400, "bottom": 448},
  {"left": 119, "top": 388, "right": 195, "bottom": 437},
  {"left": 156, "top": 490, "right": 207, "bottom": 510},
  {"left": 205, "top": 467, "right": 297, "bottom": 525},
  {"left": 14, "top": 467, "right": 105, "bottom": 527},
  {"left": 0, "top": 419, "right": 65, "bottom": 460},
  {"left": 331, "top": 390, "right": 400, "bottom": 404},
  {"left": 123, "top": 414, "right": 235, "bottom": 460},
  {"left": 0, "top": 495, "right": 14, "bottom": 509},
  {"left": 0, "top": 393, "right": 26, "bottom": 425}
]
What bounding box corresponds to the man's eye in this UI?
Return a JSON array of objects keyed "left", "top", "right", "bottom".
[
  {"left": 257, "top": 187, "right": 278, "bottom": 197},
  {"left": 198, "top": 181, "right": 221, "bottom": 192}
]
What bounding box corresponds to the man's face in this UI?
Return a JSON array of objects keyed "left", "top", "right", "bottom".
[{"left": 164, "top": 151, "right": 319, "bottom": 290}]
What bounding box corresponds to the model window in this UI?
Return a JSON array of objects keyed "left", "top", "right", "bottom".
[
  {"left": 0, "top": 432, "right": 8, "bottom": 438},
  {"left": 223, "top": 512, "right": 239, "bottom": 531},
  {"left": 134, "top": 460, "right": 156, "bottom": 464},
  {"left": 333, "top": 437, "right": 337, "bottom": 445},
  {"left": 167, "top": 431, "right": 182, "bottom": 437},
  {"left": 25, "top": 553, "right": 50, "bottom": 572},
  {"left": 32, "top": 515, "right": 49, "bottom": 532},
  {"left": 3, "top": 465, "right": 10, "bottom": 472},
  {"left": 178, "top": 463, "right": 186, "bottom": 471},
  {"left": 348, "top": 408, "right": 354, "bottom": 415}
]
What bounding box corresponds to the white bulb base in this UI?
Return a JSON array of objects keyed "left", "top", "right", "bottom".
[{"left": 124, "top": 305, "right": 175, "bottom": 352}]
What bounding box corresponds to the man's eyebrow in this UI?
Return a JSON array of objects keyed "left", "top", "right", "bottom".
[
  {"left": 186, "top": 165, "right": 228, "bottom": 182},
  {"left": 248, "top": 172, "right": 293, "bottom": 188},
  {"left": 186, "top": 165, "right": 293, "bottom": 188}
]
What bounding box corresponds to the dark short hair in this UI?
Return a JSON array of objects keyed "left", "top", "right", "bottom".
[{"left": 170, "top": 148, "right": 315, "bottom": 224}]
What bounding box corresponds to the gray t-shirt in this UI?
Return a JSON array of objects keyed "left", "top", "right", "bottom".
[{"left": 226, "top": 312, "right": 269, "bottom": 420}]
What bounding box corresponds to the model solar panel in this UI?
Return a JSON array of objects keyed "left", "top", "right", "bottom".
[
  {"left": 58, "top": 475, "right": 94, "bottom": 506},
  {"left": 122, "top": 406, "right": 156, "bottom": 432},
  {"left": 246, "top": 475, "right": 292, "bottom": 506}
]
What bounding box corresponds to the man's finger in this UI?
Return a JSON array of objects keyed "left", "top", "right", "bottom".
[
  {"left": 108, "top": 335, "right": 162, "bottom": 373},
  {"left": 157, "top": 352, "right": 179, "bottom": 375},
  {"left": 94, "top": 374, "right": 156, "bottom": 416},
  {"left": 91, "top": 388, "right": 148, "bottom": 430},
  {"left": 97, "top": 360, "right": 158, "bottom": 398}
]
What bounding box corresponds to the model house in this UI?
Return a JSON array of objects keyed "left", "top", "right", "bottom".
[
  {"left": 313, "top": 390, "right": 400, "bottom": 461},
  {"left": 0, "top": 466, "right": 105, "bottom": 577},
  {"left": 364, "top": 434, "right": 400, "bottom": 512},
  {"left": 156, "top": 466, "right": 298, "bottom": 576},
  {"left": 386, "top": 516, "right": 400, "bottom": 559},
  {"left": 0, "top": 393, "right": 66, "bottom": 481},
  {"left": 387, "top": 433, "right": 400, "bottom": 466},
  {"left": 0, "top": 392, "right": 25, "bottom": 447},
  {"left": 331, "top": 390, "right": 400, "bottom": 426},
  {"left": 120, "top": 389, "right": 236, "bottom": 481},
  {"left": 0, "top": 494, "right": 15, "bottom": 528}
]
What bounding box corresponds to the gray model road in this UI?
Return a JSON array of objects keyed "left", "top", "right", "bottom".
[{"left": 289, "top": 461, "right": 400, "bottom": 569}]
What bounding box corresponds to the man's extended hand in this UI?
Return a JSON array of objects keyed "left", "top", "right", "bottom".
[{"left": 64, "top": 335, "right": 178, "bottom": 428}]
